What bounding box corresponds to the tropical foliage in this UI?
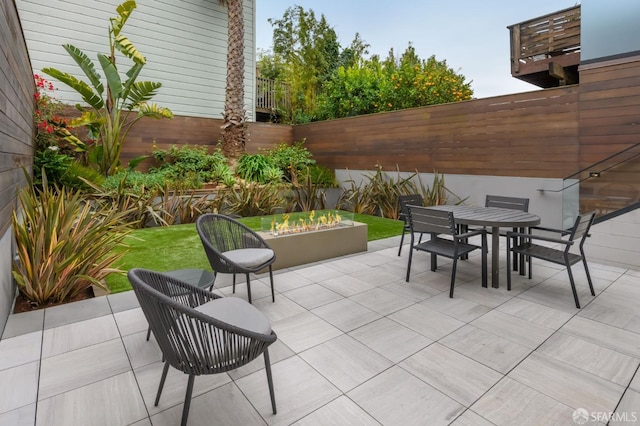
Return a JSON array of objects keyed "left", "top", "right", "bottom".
[{"left": 42, "top": 0, "right": 172, "bottom": 176}]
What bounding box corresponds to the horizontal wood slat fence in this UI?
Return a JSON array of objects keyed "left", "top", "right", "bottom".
[
  {"left": 295, "top": 87, "right": 581, "bottom": 178},
  {"left": 119, "top": 57, "right": 640, "bottom": 182},
  {"left": 0, "top": 1, "right": 33, "bottom": 238}
]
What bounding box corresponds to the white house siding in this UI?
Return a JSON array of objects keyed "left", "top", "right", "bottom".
[{"left": 16, "top": 0, "right": 256, "bottom": 120}]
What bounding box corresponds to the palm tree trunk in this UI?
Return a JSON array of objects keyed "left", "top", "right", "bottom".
[{"left": 221, "top": 0, "right": 247, "bottom": 166}]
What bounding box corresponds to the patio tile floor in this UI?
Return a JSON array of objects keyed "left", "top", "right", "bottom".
[{"left": 1, "top": 235, "right": 639, "bottom": 425}]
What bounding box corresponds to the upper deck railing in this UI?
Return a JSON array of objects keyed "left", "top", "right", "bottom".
[
  {"left": 256, "top": 77, "right": 291, "bottom": 114},
  {"left": 508, "top": 5, "right": 581, "bottom": 76}
]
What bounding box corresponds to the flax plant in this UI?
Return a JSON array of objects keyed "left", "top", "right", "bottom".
[
  {"left": 221, "top": 181, "right": 294, "bottom": 217},
  {"left": 413, "top": 171, "right": 467, "bottom": 206},
  {"left": 154, "top": 185, "right": 216, "bottom": 226},
  {"left": 12, "top": 173, "right": 133, "bottom": 306}
]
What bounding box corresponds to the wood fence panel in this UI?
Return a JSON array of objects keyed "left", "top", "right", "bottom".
[
  {"left": 0, "top": 1, "right": 34, "bottom": 237},
  {"left": 119, "top": 117, "right": 293, "bottom": 171},
  {"left": 294, "top": 87, "right": 581, "bottom": 178}
]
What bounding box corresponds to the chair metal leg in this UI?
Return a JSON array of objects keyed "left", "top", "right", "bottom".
[
  {"left": 405, "top": 245, "right": 413, "bottom": 282},
  {"left": 181, "top": 374, "right": 195, "bottom": 426},
  {"left": 155, "top": 361, "right": 170, "bottom": 406},
  {"left": 481, "top": 233, "right": 488, "bottom": 288},
  {"left": 449, "top": 258, "right": 458, "bottom": 298},
  {"left": 208, "top": 270, "right": 218, "bottom": 291},
  {"left": 581, "top": 250, "right": 596, "bottom": 296},
  {"left": 264, "top": 349, "right": 277, "bottom": 414},
  {"left": 506, "top": 236, "right": 512, "bottom": 291},
  {"left": 566, "top": 263, "right": 581, "bottom": 309},
  {"left": 232, "top": 274, "right": 236, "bottom": 293},
  {"left": 398, "top": 229, "right": 406, "bottom": 256},
  {"left": 146, "top": 327, "right": 152, "bottom": 341},
  {"left": 246, "top": 274, "right": 252, "bottom": 304},
  {"left": 269, "top": 266, "right": 275, "bottom": 302}
]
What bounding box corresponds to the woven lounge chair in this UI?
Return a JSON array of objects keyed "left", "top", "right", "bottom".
[
  {"left": 128, "top": 268, "right": 277, "bottom": 426},
  {"left": 196, "top": 213, "right": 276, "bottom": 304}
]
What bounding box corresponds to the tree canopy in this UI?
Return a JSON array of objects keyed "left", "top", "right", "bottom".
[{"left": 261, "top": 6, "right": 473, "bottom": 124}]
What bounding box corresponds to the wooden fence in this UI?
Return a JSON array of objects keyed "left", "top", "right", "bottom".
[
  {"left": 120, "top": 56, "right": 640, "bottom": 183},
  {"left": 0, "top": 1, "right": 34, "bottom": 237}
]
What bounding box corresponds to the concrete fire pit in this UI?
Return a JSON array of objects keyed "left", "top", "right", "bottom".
[{"left": 259, "top": 220, "right": 368, "bottom": 270}]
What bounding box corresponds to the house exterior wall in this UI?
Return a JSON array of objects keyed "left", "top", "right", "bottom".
[
  {"left": 0, "top": 1, "right": 34, "bottom": 336},
  {"left": 15, "top": 0, "right": 256, "bottom": 120}
]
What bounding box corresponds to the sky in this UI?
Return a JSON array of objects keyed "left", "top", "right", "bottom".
[{"left": 256, "top": 0, "right": 580, "bottom": 99}]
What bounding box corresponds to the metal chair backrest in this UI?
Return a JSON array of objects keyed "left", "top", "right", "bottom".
[
  {"left": 407, "top": 205, "right": 457, "bottom": 236},
  {"left": 567, "top": 212, "right": 596, "bottom": 252},
  {"left": 399, "top": 194, "right": 424, "bottom": 221},
  {"left": 485, "top": 195, "right": 529, "bottom": 212}
]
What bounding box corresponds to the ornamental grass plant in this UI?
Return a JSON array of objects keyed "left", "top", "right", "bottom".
[{"left": 12, "top": 172, "right": 134, "bottom": 306}]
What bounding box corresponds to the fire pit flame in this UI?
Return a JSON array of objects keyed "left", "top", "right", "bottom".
[{"left": 270, "top": 210, "right": 344, "bottom": 236}]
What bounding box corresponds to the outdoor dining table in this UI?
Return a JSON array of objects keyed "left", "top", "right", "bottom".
[{"left": 430, "top": 205, "right": 541, "bottom": 288}]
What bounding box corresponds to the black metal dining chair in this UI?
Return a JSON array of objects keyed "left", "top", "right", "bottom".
[
  {"left": 397, "top": 194, "right": 424, "bottom": 256},
  {"left": 128, "top": 268, "right": 277, "bottom": 426},
  {"left": 405, "top": 205, "right": 487, "bottom": 297},
  {"left": 485, "top": 195, "right": 530, "bottom": 271},
  {"left": 506, "top": 212, "right": 596, "bottom": 308}
]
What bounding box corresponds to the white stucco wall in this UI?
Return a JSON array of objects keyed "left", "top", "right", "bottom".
[
  {"left": 16, "top": 0, "right": 256, "bottom": 120},
  {"left": 336, "top": 170, "right": 570, "bottom": 230}
]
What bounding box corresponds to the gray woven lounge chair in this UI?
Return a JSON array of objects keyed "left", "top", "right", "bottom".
[
  {"left": 128, "top": 268, "right": 277, "bottom": 426},
  {"left": 196, "top": 213, "right": 276, "bottom": 304},
  {"left": 506, "top": 212, "right": 596, "bottom": 308},
  {"left": 405, "top": 205, "right": 487, "bottom": 297}
]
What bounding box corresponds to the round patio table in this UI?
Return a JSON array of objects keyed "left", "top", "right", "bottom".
[{"left": 430, "top": 205, "right": 541, "bottom": 288}]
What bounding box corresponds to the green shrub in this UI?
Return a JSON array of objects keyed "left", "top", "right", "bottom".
[
  {"left": 298, "top": 164, "right": 338, "bottom": 187},
  {"left": 236, "top": 154, "right": 277, "bottom": 184},
  {"left": 151, "top": 144, "right": 227, "bottom": 185},
  {"left": 264, "top": 140, "right": 316, "bottom": 180},
  {"left": 103, "top": 171, "right": 168, "bottom": 194},
  {"left": 60, "top": 162, "right": 105, "bottom": 191},
  {"left": 34, "top": 146, "right": 72, "bottom": 188}
]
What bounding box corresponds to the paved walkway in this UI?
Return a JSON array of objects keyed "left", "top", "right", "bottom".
[{"left": 1, "top": 236, "right": 639, "bottom": 425}]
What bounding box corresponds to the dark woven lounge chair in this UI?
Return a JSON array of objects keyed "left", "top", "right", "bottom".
[
  {"left": 405, "top": 205, "right": 487, "bottom": 297},
  {"left": 128, "top": 268, "right": 277, "bottom": 426},
  {"left": 506, "top": 212, "right": 596, "bottom": 308},
  {"left": 196, "top": 213, "right": 276, "bottom": 304}
]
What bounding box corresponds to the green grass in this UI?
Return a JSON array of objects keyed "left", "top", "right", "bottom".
[{"left": 106, "top": 212, "right": 403, "bottom": 294}]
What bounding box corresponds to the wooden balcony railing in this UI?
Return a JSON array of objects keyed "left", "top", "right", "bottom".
[
  {"left": 508, "top": 5, "right": 581, "bottom": 86},
  {"left": 256, "top": 77, "right": 290, "bottom": 114}
]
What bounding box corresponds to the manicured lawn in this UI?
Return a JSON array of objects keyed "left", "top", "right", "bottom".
[{"left": 106, "top": 212, "right": 403, "bottom": 293}]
